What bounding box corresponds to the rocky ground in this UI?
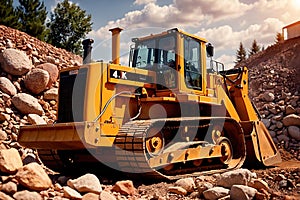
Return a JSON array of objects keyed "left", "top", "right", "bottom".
[{"left": 0, "top": 25, "right": 299, "bottom": 199}]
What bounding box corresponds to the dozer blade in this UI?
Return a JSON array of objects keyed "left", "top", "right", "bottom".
[
  {"left": 18, "top": 122, "right": 94, "bottom": 150},
  {"left": 242, "top": 121, "right": 282, "bottom": 167}
]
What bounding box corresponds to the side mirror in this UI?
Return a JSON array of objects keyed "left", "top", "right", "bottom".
[{"left": 206, "top": 43, "right": 214, "bottom": 58}]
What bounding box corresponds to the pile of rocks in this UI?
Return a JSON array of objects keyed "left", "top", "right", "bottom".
[
  {"left": 0, "top": 25, "right": 81, "bottom": 150},
  {"left": 0, "top": 147, "right": 138, "bottom": 199},
  {"left": 244, "top": 38, "right": 300, "bottom": 160},
  {"left": 1, "top": 149, "right": 297, "bottom": 200},
  {"left": 139, "top": 168, "right": 299, "bottom": 199}
]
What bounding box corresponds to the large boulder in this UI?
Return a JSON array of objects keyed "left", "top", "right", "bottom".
[
  {"left": 0, "top": 77, "right": 17, "bottom": 96},
  {"left": 67, "top": 173, "right": 102, "bottom": 194},
  {"left": 217, "top": 169, "right": 254, "bottom": 188},
  {"left": 15, "top": 162, "right": 52, "bottom": 191},
  {"left": 12, "top": 93, "right": 44, "bottom": 115},
  {"left": 0, "top": 148, "right": 23, "bottom": 174},
  {"left": 37, "top": 63, "right": 59, "bottom": 87},
  {"left": 0, "top": 48, "right": 32, "bottom": 75},
  {"left": 24, "top": 68, "right": 49, "bottom": 94},
  {"left": 175, "top": 177, "right": 195, "bottom": 193}
]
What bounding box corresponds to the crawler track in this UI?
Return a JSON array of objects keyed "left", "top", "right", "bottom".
[
  {"left": 113, "top": 117, "right": 246, "bottom": 180},
  {"left": 37, "top": 117, "right": 246, "bottom": 180}
]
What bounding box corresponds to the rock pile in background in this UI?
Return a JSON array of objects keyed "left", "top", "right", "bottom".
[
  {"left": 237, "top": 37, "right": 300, "bottom": 160},
  {"left": 0, "top": 25, "right": 81, "bottom": 146}
]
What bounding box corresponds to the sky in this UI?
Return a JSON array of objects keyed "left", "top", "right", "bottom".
[{"left": 41, "top": 0, "right": 300, "bottom": 68}]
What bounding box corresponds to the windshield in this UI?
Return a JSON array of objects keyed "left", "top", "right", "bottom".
[{"left": 131, "top": 35, "right": 176, "bottom": 70}]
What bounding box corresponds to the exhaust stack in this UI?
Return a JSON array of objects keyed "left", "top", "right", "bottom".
[
  {"left": 109, "top": 27, "right": 123, "bottom": 65},
  {"left": 82, "top": 39, "right": 94, "bottom": 64}
]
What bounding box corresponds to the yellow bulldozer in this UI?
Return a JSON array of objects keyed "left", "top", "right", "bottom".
[{"left": 18, "top": 28, "right": 281, "bottom": 179}]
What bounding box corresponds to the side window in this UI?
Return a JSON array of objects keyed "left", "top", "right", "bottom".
[
  {"left": 184, "top": 37, "right": 202, "bottom": 90},
  {"left": 133, "top": 40, "right": 155, "bottom": 69},
  {"left": 157, "top": 36, "right": 176, "bottom": 89}
]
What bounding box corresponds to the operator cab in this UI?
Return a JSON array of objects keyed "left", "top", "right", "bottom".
[{"left": 130, "top": 28, "right": 208, "bottom": 93}]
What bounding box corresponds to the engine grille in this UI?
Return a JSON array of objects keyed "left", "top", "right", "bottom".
[{"left": 57, "top": 68, "right": 88, "bottom": 122}]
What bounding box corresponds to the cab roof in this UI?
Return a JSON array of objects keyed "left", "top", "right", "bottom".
[{"left": 134, "top": 28, "right": 208, "bottom": 43}]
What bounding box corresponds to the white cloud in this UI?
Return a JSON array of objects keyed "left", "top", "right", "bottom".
[
  {"left": 89, "top": 0, "right": 254, "bottom": 40},
  {"left": 134, "top": 0, "right": 157, "bottom": 5},
  {"left": 88, "top": 0, "right": 299, "bottom": 67}
]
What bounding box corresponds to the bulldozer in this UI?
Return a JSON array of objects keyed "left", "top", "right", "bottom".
[{"left": 18, "top": 27, "right": 281, "bottom": 179}]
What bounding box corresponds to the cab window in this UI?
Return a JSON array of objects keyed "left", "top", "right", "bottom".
[{"left": 184, "top": 37, "right": 202, "bottom": 90}]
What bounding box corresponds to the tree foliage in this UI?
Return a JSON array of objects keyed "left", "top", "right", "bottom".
[
  {"left": 47, "top": 0, "right": 93, "bottom": 54},
  {"left": 249, "top": 39, "right": 260, "bottom": 56},
  {"left": 17, "top": 0, "right": 47, "bottom": 41},
  {"left": 275, "top": 32, "right": 284, "bottom": 44},
  {"left": 235, "top": 42, "right": 247, "bottom": 63},
  {"left": 0, "top": 0, "right": 20, "bottom": 29}
]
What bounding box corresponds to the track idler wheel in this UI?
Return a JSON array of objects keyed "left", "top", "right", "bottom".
[
  {"left": 145, "top": 129, "right": 164, "bottom": 157},
  {"left": 216, "top": 137, "right": 233, "bottom": 165}
]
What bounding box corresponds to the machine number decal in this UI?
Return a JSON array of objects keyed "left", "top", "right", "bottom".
[{"left": 111, "top": 70, "right": 127, "bottom": 80}]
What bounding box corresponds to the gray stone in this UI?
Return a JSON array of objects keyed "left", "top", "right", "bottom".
[
  {"left": 37, "top": 63, "right": 59, "bottom": 87},
  {"left": 203, "top": 187, "right": 230, "bottom": 200},
  {"left": 217, "top": 169, "right": 253, "bottom": 188},
  {"left": 196, "top": 182, "right": 213, "bottom": 195},
  {"left": 0, "top": 77, "right": 17, "bottom": 96},
  {"left": 276, "top": 121, "right": 283, "bottom": 129},
  {"left": 44, "top": 88, "right": 58, "bottom": 100},
  {"left": 230, "top": 185, "right": 257, "bottom": 200},
  {"left": 67, "top": 173, "right": 102, "bottom": 194},
  {"left": 261, "top": 119, "right": 270, "bottom": 128},
  {"left": 63, "top": 186, "right": 82, "bottom": 199},
  {"left": 288, "top": 126, "right": 300, "bottom": 140},
  {"left": 24, "top": 68, "right": 49, "bottom": 94},
  {"left": 0, "top": 49, "right": 32, "bottom": 75},
  {"left": 175, "top": 177, "right": 195, "bottom": 193},
  {"left": 277, "top": 134, "right": 290, "bottom": 142},
  {"left": 12, "top": 93, "right": 44, "bottom": 115},
  {"left": 27, "top": 114, "right": 47, "bottom": 125},
  {"left": 263, "top": 92, "right": 275, "bottom": 102}
]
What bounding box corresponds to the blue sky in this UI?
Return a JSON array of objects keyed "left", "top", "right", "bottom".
[{"left": 21, "top": 0, "right": 300, "bottom": 68}]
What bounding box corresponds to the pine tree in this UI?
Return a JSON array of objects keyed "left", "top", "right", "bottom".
[
  {"left": 235, "top": 42, "right": 247, "bottom": 63},
  {"left": 17, "top": 0, "right": 47, "bottom": 40},
  {"left": 275, "top": 32, "right": 284, "bottom": 44},
  {"left": 249, "top": 39, "right": 260, "bottom": 56},
  {"left": 47, "top": 0, "right": 92, "bottom": 54},
  {"left": 0, "top": 0, "right": 20, "bottom": 29}
]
